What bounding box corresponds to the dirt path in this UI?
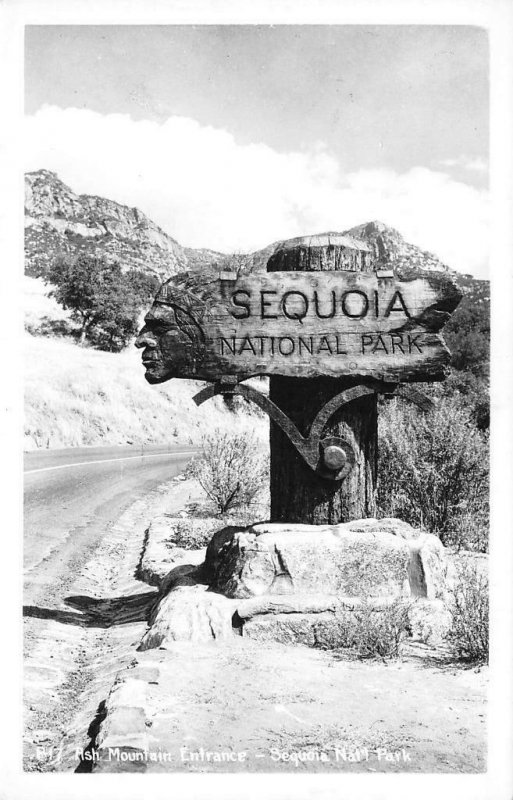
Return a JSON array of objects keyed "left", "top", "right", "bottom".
[
  {"left": 93, "top": 639, "right": 487, "bottom": 774},
  {"left": 23, "top": 476, "right": 200, "bottom": 772}
]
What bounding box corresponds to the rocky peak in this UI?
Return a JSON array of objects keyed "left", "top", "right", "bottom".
[
  {"left": 25, "top": 170, "right": 224, "bottom": 280},
  {"left": 26, "top": 170, "right": 80, "bottom": 219},
  {"left": 344, "top": 220, "right": 452, "bottom": 274}
]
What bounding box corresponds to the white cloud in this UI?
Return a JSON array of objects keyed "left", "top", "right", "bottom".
[
  {"left": 25, "top": 106, "right": 489, "bottom": 278},
  {"left": 440, "top": 156, "right": 489, "bottom": 174}
]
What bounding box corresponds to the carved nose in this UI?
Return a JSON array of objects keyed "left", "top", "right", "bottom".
[{"left": 135, "top": 329, "right": 156, "bottom": 349}]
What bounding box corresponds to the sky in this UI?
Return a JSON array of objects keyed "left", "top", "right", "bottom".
[{"left": 24, "top": 25, "right": 489, "bottom": 277}]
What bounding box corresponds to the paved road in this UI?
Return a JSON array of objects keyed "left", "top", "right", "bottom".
[{"left": 24, "top": 444, "right": 197, "bottom": 604}]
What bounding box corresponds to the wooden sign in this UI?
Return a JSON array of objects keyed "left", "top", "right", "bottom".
[{"left": 138, "top": 267, "right": 461, "bottom": 384}]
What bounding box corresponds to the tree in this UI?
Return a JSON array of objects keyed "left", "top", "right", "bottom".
[
  {"left": 441, "top": 280, "right": 490, "bottom": 429},
  {"left": 444, "top": 282, "right": 490, "bottom": 380},
  {"left": 45, "top": 254, "right": 159, "bottom": 351}
]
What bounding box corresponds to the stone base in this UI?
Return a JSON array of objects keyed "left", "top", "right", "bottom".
[
  {"left": 140, "top": 518, "right": 450, "bottom": 651},
  {"left": 139, "top": 584, "right": 237, "bottom": 651},
  {"left": 240, "top": 600, "right": 451, "bottom": 649},
  {"left": 242, "top": 610, "right": 354, "bottom": 647},
  {"left": 205, "top": 518, "right": 447, "bottom": 601}
]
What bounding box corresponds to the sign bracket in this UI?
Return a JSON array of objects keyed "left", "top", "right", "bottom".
[{"left": 193, "top": 380, "right": 433, "bottom": 481}]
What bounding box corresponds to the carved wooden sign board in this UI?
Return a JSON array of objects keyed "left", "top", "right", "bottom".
[{"left": 141, "top": 268, "right": 461, "bottom": 384}]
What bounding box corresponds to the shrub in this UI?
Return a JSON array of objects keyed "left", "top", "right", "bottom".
[
  {"left": 339, "top": 600, "right": 412, "bottom": 659},
  {"left": 446, "top": 558, "right": 489, "bottom": 663},
  {"left": 440, "top": 370, "right": 490, "bottom": 431},
  {"left": 191, "top": 429, "right": 269, "bottom": 515},
  {"left": 163, "top": 518, "right": 222, "bottom": 550},
  {"left": 378, "top": 398, "right": 489, "bottom": 548},
  {"left": 446, "top": 508, "right": 489, "bottom": 554}
]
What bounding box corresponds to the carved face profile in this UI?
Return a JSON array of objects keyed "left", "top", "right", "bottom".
[{"left": 135, "top": 281, "right": 207, "bottom": 384}]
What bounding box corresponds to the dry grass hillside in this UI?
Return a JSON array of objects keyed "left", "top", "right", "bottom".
[{"left": 24, "top": 334, "right": 266, "bottom": 450}]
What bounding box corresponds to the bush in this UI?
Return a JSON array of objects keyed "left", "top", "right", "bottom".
[
  {"left": 163, "top": 517, "right": 222, "bottom": 550},
  {"left": 378, "top": 398, "right": 489, "bottom": 549},
  {"left": 423, "top": 370, "right": 490, "bottom": 431},
  {"left": 447, "top": 508, "right": 489, "bottom": 553},
  {"left": 191, "top": 429, "right": 269, "bottom": 515},
  {"left": 439, "top": 370, "right": 490, "bottom": 431},
  {"left": 446, "top": 559, "right": 489, "bottom": 663},
  {"left": 331, "top": 600, "right": 411, "bottom": 659}
]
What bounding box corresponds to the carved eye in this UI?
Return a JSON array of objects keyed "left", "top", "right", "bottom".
[{"left": 149, "top": 321, "right": 170, "bottom": 334}]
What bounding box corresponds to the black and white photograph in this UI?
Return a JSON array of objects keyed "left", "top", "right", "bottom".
[{"left": 1, "top": 3, "right": 512, "bottom": 799}]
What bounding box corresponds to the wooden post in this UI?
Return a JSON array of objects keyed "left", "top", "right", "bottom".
[{"left": 267, "top": 235, "right": 378, "bottom": 524}]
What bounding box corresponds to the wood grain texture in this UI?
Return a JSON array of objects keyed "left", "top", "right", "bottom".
[
  {"left": 269, "top": 375, "right": 377, "bottom": 522},
  {"left": 144, "top": 266, "right": 461, "bottom": 383},
  {"left": 265, "top": 236, "right": 380, "bottom": 523}
]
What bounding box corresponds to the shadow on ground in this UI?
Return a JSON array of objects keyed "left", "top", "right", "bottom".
[{"left": 23, "top": 590, "right": 157, "bottom": 628}]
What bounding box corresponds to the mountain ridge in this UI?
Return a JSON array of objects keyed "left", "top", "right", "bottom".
[{"left": 25, "top": 169, "right": 488, "bottom": 295}]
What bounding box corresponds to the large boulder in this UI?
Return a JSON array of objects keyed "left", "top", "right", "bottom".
[
  {"left": 139, "top": 518, "right": 449, "bottom": 651},
  {"left": 240, "top": 598, "right": 412, "bottom": 649},
  {"left": 205, "top": 520, "right": 415, "bottom": 600},
  {"left": 205, "top": 519, "right": 448, "bottom": 601},
  {"left": 139, "top": 585, "right": 238, "bottom": 650},
  {"left": 240, "top": 599, "right": 449, "bottom": 649}
]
